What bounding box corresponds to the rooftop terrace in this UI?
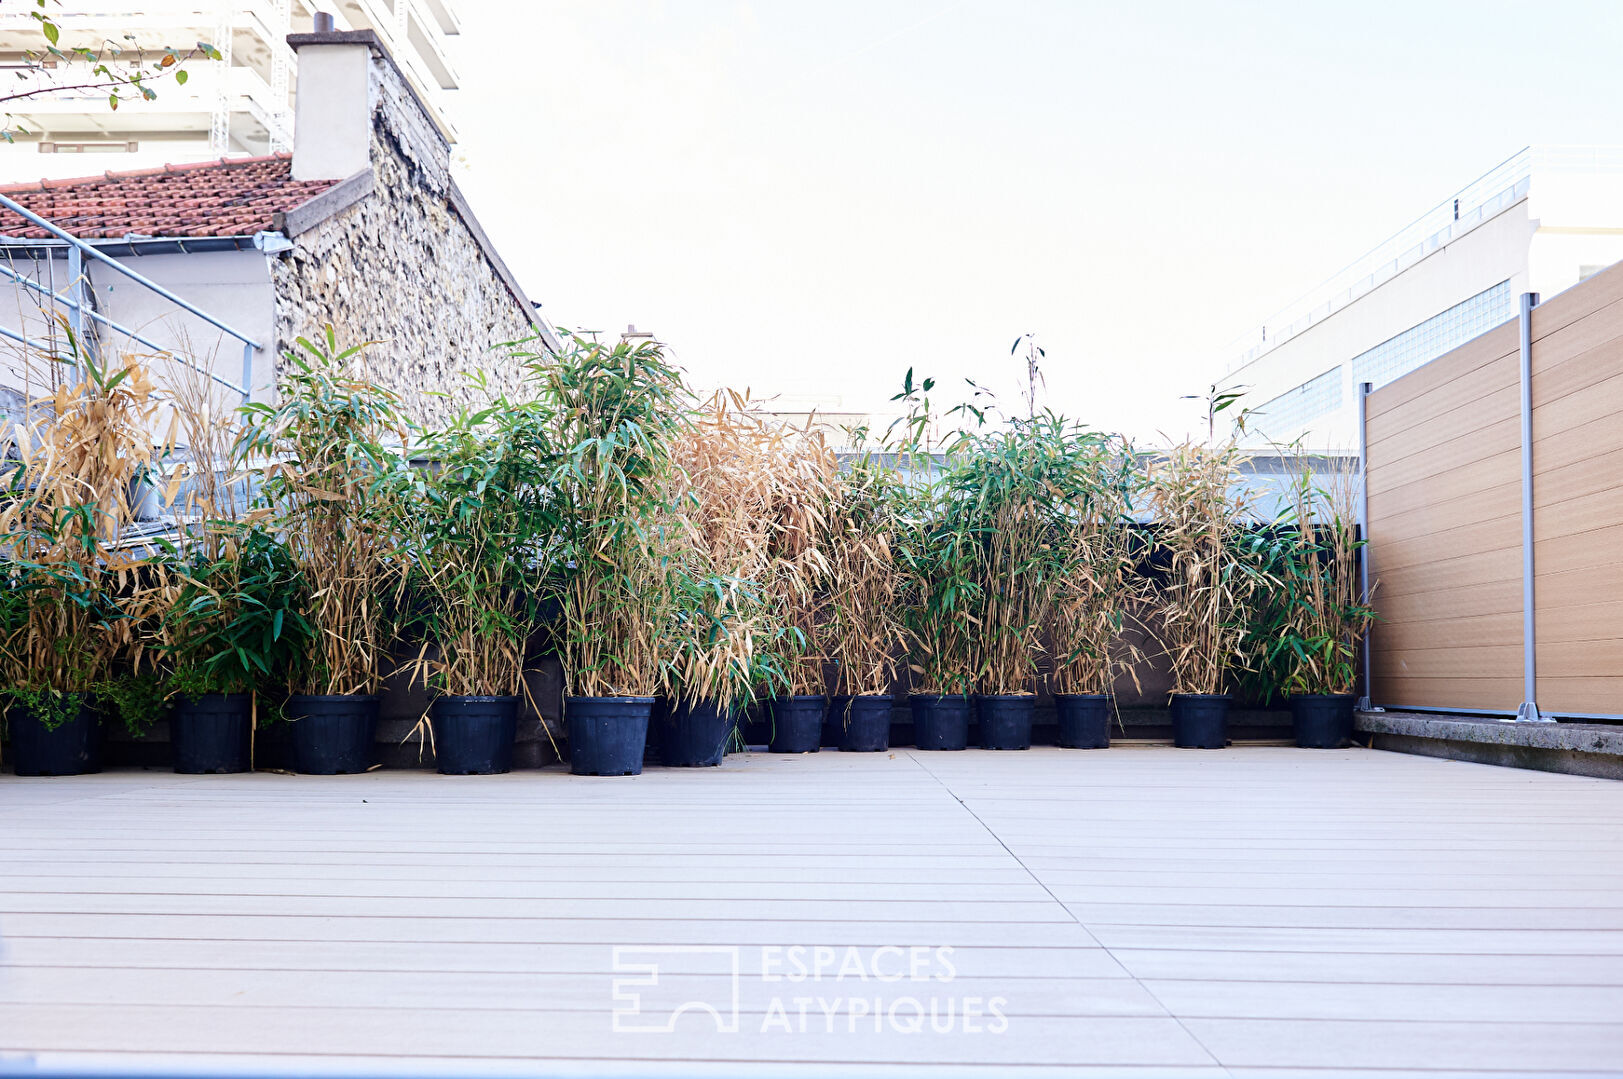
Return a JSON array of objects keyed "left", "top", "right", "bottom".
[{"left": 4, "top": 746, "right": 1623, "bottom": 1076}]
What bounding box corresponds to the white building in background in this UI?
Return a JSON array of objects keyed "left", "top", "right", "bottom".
[
  {"left": 0, "top": 1, "right": 459, "bottom": 180},
  {"left": 1222, "top": 146, "right": 1623, "bottom": 451}
]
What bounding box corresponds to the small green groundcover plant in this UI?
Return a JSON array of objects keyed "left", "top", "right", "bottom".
[{"left": 158, "top": 521, "right": 314, "bottom": 703}]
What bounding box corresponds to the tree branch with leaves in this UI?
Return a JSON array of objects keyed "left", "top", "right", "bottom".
[{"left": 3, "top": 1, "right": 224, "bottom": 143}]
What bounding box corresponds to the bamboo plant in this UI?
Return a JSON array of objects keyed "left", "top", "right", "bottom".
[
  {"left": 235, "top": 329, "right": 410, "bottom": 697},
  {"left": 158, "top": 521, "right": 313, "bottom": 702},
  {"left": 896, "top": 488, "right": 982, "bottom": 697},
  {"left": 1146, "top": 439, "right": 1261, "bottom": 696},
  {"left": 665, "top": 391, "right": 818, "bottom": 713},
  {"left": 953, "top": 412, "right": 1113, "bottom": 696},
  {"left": 1251, "top": 455, "right": 1374, "bottom": 698},
  {"left": 823, "top": 453, "right": 908, "bottom": 699},
  {"left": 0, "top": 337, "right": 172, "bottom": 732},
  {"left": 528, "top": 334, "right": 688, "bottom": 699},
  {"left": 888, "top": 373, "right": 981, "bottom": 698},
  {"left": 155, "top": 351, "right": 311, "bottom": 704},
  {"left": 1048, "top": 439, "right": 1147, "bottom": 697},
  {"left": 400, "top": 381, "right": 552, "bottom": 700},
  {"left": 757, "top": 417, "right": 838, "bottom": 698}
]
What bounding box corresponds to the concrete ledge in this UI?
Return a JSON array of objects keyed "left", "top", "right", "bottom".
[
  {"left": 1357, "top": 710, "right": 1623, "bottom": 780},
  {"left": 274, "top": 166, "right": 374, "bottom": 237}
]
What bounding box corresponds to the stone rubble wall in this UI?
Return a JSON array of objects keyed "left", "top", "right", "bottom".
[{"left": 268, "top": 48, "right": 544, "bottom": 429}]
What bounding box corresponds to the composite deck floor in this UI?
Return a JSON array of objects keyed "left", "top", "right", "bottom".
[{"left": 3, "top": 745, "right": 1623, "bottom": 1076}]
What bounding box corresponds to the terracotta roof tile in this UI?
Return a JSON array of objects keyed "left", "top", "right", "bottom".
[{"left": 0, "top": 153, "right": 339, "bottom": 240}]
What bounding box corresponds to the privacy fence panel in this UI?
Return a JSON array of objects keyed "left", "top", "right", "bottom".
[
  {"left": 1365, "top": 259, "right": 1623, "bottom": 718},
  {"left": 1365, "top": 319, "right": 1523, "bottom": 711},
  {"left": 1528, "top": 264, "right": 1623, "bottom": 715}
]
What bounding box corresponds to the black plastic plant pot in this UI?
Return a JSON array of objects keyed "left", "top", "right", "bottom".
[
  {"left": 430, "top": 695, "right": 520, "bottom": 775},
  {"left": 1290, "top": 693, "right": 1357, "bottom": 749},
  {"left": 977, "top": 694, "right": 1036, "bottom": 750},
  {"left": 658, "top": 699, "right": 736, "bottom": 767},
  {"left": 1055, "top": 693, "right": 1112, "bottom": 749},
  {"left": 8, "top": 698, "right": 101, "bottom": 776},
  {"left": 766, "top": 695, "right": 825, "bottom": 754},
  {"left": 566, "top": 696, "right": 653, "bottom": 776},
  {"left": 171, "top": 693, "right": 253, "bottom": 774},
  {"left": 839, "top": 695, "right": 892, "bottom": 752},
  {"left": 910, "top": 694, "right": 970, "bottom": 751},
  {"left": 1170, "top": 693, "right": 1231, "bottom": 749},
  {"left": 286, "top": 694, "right": 380, "bottom": 775}
]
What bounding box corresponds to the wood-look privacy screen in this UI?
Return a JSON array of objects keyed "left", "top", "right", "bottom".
[{"left": 1365, "top": 261, "right": 1623, "bottom": 717}]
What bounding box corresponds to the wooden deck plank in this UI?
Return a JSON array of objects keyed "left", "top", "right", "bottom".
[
  {"left": 1181, "top": 1017, "right": 1623, "bottom": 1071},
  {"left": 0, "top": 967, "right": 1171, "bottom": 1018},
  {"left": 1112, "top": 948, "right": 1623, "bottom": 986},
  {"left": 1143, "top": 979, "right": 1623, "bottom": 1023}
]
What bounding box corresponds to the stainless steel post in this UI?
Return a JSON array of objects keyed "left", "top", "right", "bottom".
[
  {"left": 65, "top": 245, "right": 86, "bottom": 377},
  {"left": 1515, "top": 291, "right": 1552, "bottom": 723},
  {"left": 1356, "top": 380, "right": 1377, "bottom": 712}
]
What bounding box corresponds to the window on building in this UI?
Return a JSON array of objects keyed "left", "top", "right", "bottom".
[
  {"left": 1349, "top": 280, "right": 1515, "bottom": 389},
  {"left": 1251, "top": 366, "right": 1343, "bottom": 441},
  {"left": 39, "top": 141, "right": 140, "bottom": 154}
]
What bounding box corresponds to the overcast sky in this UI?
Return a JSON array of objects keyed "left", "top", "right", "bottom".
[{"left": 447, "top": 0, "right": 1623, "bottom": 443}]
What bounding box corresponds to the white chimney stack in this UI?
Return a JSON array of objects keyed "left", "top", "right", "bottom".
[{"left": 288, "top": 25, "right": 372, "bottom": 182}]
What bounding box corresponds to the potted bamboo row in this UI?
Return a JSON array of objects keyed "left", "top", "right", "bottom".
[
  {"left": 0, "top": 344, "right": 171, "bottom": 776},
  {"left": 0, "top": 327, "right": 1379, "bottom": 775},
  {"left": 660, "top": 394, "right": 781, "bottom": 765},
  {"left": 1147, "top": 439, "right": 1261, "bottom": 749},
  {"left": 152, "top": 358, "right": 310, "bottom": 774},
  {"left": 959, "top": 414, "right": 1111, "bottom": 751},
  {"left": 237, "top": 331, "right": 409, "bottom": 775},
  {"left": 1255, "top": 456, "right": 1375, "bottom": 749},
  {"left": 890, "top": 376, "right": 978, "bottom": 752},
  {"left": 525, "top": 335, "right": 687, "bottom": 777},
  {"left": 824, "top": 454, "right": 906, "bottom": 752},
  {"left": 400, "top": 388, "right": 552, "bottom": 774},
  {"left": 1048, "top": 441, "right": 1144, "bottom": 749},
  {"left": 757, "top": 420, "right": 837, "bottom": 755}
]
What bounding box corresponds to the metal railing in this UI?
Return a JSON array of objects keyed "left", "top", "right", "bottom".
[
  {"left": 1221, "top": 149, "right": 1538, "bottom": 374},
  {"left": 0, "top": 190, "right": 261, "bottom": 398}
]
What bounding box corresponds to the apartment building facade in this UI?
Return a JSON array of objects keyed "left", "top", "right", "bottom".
[
  {"left": 0, "top": 1, "right": 459, "bottom": 180},
  {"left": 1223, "top": 147, "right": 1623, "bottom": 451}
]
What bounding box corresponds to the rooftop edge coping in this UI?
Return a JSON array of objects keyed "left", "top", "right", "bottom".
[{"left": 1357, "top": 710, "right": 1623, "bottom": 755}]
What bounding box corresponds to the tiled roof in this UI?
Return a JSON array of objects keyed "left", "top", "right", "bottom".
[{"left": 0, "top": 153, "right": 337, "bottom": 240}]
